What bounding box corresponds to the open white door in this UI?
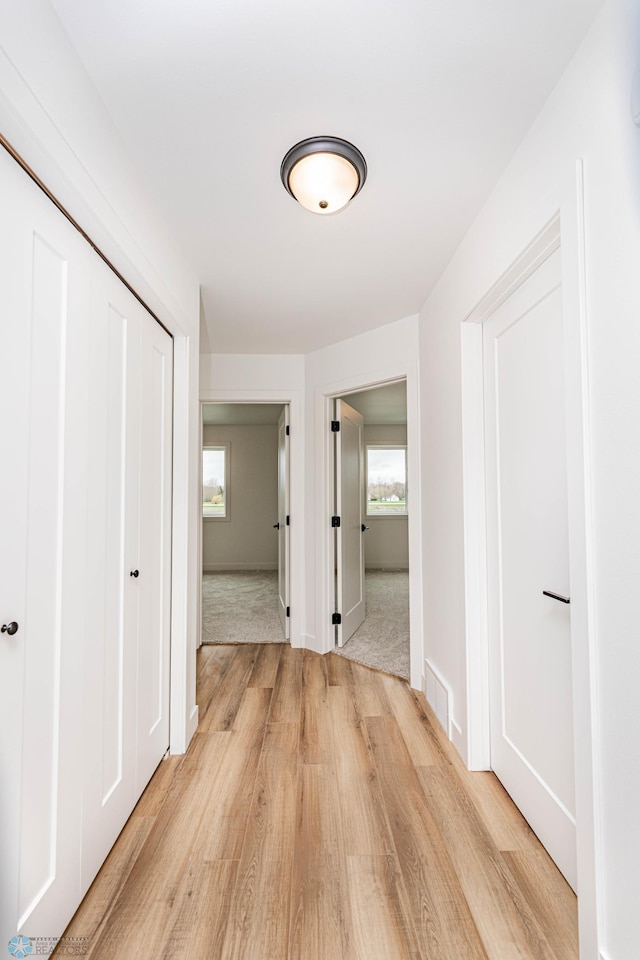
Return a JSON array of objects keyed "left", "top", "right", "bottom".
[
  {"left": 484, "top": 248, "right": 576, "bottom": 889},
  {"left": 277, "top": 407, "right": 290, "bottom": 639},
  {"left": 335, "top": 399, "right": 365, "bottom": 646}
]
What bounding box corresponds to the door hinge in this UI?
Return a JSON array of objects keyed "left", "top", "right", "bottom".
[
  {"left": 331, "top": 516, "right": 341, "bottom": 528},
  {"left": 286, "top": 606, "right": 290, "bottom": 618},
  {"left": 332, "top": 613, "right": 342, "bottom": 625},
  {"left": 286, "top": 425, "right": 290, "bottom": 436},
  {"left": 331, "top": 420, "right": 340, "bottom": 432},
  {"left": 286, "top": 515, "right": 290, "bottom": 526}
]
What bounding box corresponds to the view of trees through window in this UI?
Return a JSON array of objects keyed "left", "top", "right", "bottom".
[
  {"left": 202, "top": 447, "right": 226, "bottom": 517},
  {"left": 366, "top": 446, "right": 407, "bottom": 515}
]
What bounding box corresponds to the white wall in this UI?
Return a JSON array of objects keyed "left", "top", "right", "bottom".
[
  {"left": 202, "top": 424, "right": 279, "bottom": 570},
  {"left": 0, "top": 0, "right": 201, "bottom": 752},
  {"left": 418, "top": 1, "right": 640, "bottom": 956},
  {"left": 362, "top": 424, "right": 409, "bottom": 569}
]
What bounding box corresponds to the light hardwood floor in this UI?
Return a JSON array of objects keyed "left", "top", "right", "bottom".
[{"left": 60, "top": 644, "right": 578, "bottom": 959}]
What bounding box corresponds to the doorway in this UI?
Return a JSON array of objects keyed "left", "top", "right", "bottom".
[
  {"left": 461, "top": 212, "right": 598, "bottom": 934},
  {"left": 200, "top": 402, "right": 290, "bottom": 644},
  {"left": 332, "top": 381, "right": 410, "bottom": 679},
  {"left": 482, "top": 247, "right": 576, "bottom": 888}
]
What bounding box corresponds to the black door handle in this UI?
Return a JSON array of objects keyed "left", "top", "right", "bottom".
[
  {"left": 542, "top": 590, "right": 570, "bottom": 604},
  {"left": 1, "top": 621, "right": 19, "bottom": 635},
  {"left": 130, "top": 570, "right": 139, "bottom": 578},
  {"left": 273, "top": 523, "right": 280, "bottom": 529},
  {"left": 361, "top": 524, "right": 370, "bottom": 532}
]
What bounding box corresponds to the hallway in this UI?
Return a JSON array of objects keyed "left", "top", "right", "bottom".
[{"left": 61, "top": 644, "right": 578, "bottom": 959}]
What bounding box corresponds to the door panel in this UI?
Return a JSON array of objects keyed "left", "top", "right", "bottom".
[
  {"left": 484, "top": 248, "right": 576, "bottom": 888},
  {"left": 136, "top": 312, "right": 173, "bottom": 795},
  {"left": 277, "top": 407, "right": 290, "bottom": 639},
  {"left": 81, "top": 278, "right": 139, "bottom": 892},
  {"left": 336, "top": 399, "right": 365, "bottom": 645},
  {"left": 0, "top": 148, "right": 90, "bottom": 940}
]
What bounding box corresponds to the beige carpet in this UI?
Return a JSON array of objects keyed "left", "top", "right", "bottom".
[
  {"left": 337, "top": 569, "right": 410, "bottom": 679},
  {"left": 201, "top": 570, "right": 283, "bottom": 643},
  {"left": 201, "top": 568, "right": 410, "bottom": 680}
]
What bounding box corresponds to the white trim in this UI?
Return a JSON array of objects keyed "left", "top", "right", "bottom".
[
  {"left": 569, "top": 160, "right": 603, "bottom": 960},
  {"left": 198, "top": 392, "right": 304, "bottom": 649},
  {"left": 424, "top": 657, "right": 452, "bottom": 738},
  {"left": 464, "top": 213, "right": 561, "bottom": 325},
  {"left": 460, "top": 199, "right": 601, "bottom": 959},
  {"left": 302, "top": 633, "right": 323, "bottom": 656},
  {"left": 202, "top": 563, "right": 278, "bottom": 572},
  {"left": 460, "top": 323, "right": 490, "bottom": 770},
  {"left": 169, "top": 336, "right": 199, "bottom": 753},
  {"left": 316, "top": 364, "right": 423, "bottom": 691}
]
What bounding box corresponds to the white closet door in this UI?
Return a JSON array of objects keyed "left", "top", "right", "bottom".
[
  {"left": 80, "top": 270, "right": 141, "bottom": 891},
  {"left": 0, "top": 149, "right": 90, "bottom": 941},
  {"left": 135, "top": 310, "right": 173, "bottom": 795},
  {"left": 0, "top": 145, "right": 174, "bottom": 946}
]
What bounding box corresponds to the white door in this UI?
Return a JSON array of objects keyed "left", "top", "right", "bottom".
[
  {"left": 80, "top": 272, "right": 140, "bottom": 890},
  {"left": 277, "top": 407, "right": 290, "bottom": 639},
  {"left": 484, "top": 248, "right": 576, "bottom": 888},
  {"left": 135, "top": 310, "right": 173, "bottom": 793},
  {"left": 0, "top": 146, "right": 90, "bottom": 941},
  {"left": 81, "top": 273, "right": 173, "bottom": 887},
  {"left": 335, "top": 399, "right": 365, "bottom": 646}
]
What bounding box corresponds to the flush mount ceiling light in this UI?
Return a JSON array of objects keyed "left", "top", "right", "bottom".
[{"left": 280, "top": 136, "right": 367, "bottom": 215}]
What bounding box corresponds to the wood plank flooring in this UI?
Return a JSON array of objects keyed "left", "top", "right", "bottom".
[{"left": 60, "top": 644, "right": 578, "bottom": 960}]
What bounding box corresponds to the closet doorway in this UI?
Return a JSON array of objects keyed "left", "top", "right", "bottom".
[
  {"left": 333, "top": 381, "right": 410, "bottom": 678},
  {"left": 200, "top": 402, "right": 290, "bottom": 644}
]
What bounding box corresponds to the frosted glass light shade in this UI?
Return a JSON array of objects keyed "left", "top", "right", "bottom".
[{"left": 281, "top": 136, "right": 367, "bottom": 215}]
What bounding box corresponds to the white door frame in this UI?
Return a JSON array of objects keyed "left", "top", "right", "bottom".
[
  {"left": 316, "top": 363, "right": 423, "bottom": 691},
  {"left": 198, "top": 392, "right": 303, "bottom": 648},
  {"left": 460, "top": 190, "right": 601, "bottom": 958}
]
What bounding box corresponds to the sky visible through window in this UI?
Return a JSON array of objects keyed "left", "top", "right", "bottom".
[
  {"left": 203, "top": 447, "right": 226, "bottom": 517},
  {"left": 367, "top": 447, "right": 407, "bottom": 515}
]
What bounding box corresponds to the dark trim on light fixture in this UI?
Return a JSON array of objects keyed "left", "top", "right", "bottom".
[{"left": 280, "top": 136, "right": 367, "bottom": 202}]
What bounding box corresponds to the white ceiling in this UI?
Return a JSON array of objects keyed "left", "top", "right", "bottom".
[
  {"left": 345, "top": 381, "right": 407, "bottom": 425},
  {"left": 202, "top": 403, "right": 284, "bottom": 426},
  {"left": 50, "top": 0, "right": 602, "bottom": 355}
]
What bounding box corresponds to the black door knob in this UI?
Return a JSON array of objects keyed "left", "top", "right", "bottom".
[
  {"left": 273, "top": 523, "right": 280, "bottom": 529},
  {"left": 130, "top": 570, "right": 139, "bottom": 578},
  {"left": 1, "top": 621, "right": 19, "bottom": 635},
  {"left": 361, "top": 524, "right": 370, "bottom": 532}
]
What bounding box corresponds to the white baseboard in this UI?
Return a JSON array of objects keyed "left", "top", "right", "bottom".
[
  {"left": 302, "top": 633, "right": 325, "bottom": 655},
  {"left": 365, "top": 562, "right": 409, "bottom": 570},
  {"left": 202, "top": 562, "right": 278, "bottom": 572},
  {"left": 451, "top": 718, "right": 466, "bottom": 764},
  {"left": 424, "top": 658, "right": 453, "bottom": 740}
]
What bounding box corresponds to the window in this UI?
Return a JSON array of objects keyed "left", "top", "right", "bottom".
[
  {"left": 366, "top": 445, "right": 407, "bottom": 516},
  {"left": 202, "top": 443, "right": 230, "bottom": 519}
]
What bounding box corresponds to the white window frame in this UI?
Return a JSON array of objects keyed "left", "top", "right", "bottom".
[
  {"left": 365, "top": 444, "right": 408, "bottom": 518},
  {"left": 202, "top": 441, "right": 231, "bottom": 521}
]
